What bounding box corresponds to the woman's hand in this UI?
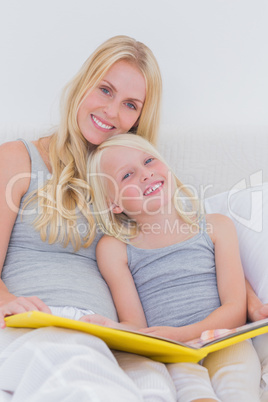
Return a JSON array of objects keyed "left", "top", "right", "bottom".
[
  {"left": 0, "top": 296, "right": 52, "bottom": 329},
  {"left": 248, "top": 303, "right": 268, "bottom": 322},
  {"left": 246, "top": 279, "right": 268, "bottom": 322}
]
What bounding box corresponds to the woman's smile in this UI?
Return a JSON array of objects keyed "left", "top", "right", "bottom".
[{"left": 91, "top": 114, "right": 115, "bottom": 131}]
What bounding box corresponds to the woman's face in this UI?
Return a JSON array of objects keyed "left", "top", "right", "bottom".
[{"left": 77, "top": 60, "right": 146, "bottom": 145}]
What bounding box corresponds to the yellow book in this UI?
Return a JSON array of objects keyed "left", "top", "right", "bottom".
[{"left": 5, "top": 311, "right": 268, "bottom": 363}]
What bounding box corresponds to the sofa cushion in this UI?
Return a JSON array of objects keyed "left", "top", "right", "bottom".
[{"left": 205, "top": 182, "right": 268, "bottom": 304}]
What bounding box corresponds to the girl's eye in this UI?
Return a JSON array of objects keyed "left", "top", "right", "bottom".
[
  {"left": 122, "top": 172, "right": 131, "bottom": 180},
  {"left": 125, "top": 102, "right": 136, "bottom": 110},
  {"left": 145, "top": 158, "right": 154, "bottom": 165}
]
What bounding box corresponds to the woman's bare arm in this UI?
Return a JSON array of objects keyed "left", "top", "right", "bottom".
[{"left": 0, "top": 141, "right": 51, "bottom": 328}]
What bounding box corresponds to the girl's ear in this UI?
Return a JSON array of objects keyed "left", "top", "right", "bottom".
[{"left": 111, "top": 203, "right": 123, "bottom": 214}]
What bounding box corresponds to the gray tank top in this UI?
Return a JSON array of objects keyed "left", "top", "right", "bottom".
[
  {"left": 2, "top": 139, "right": 117, "bottom": 320},
  {"left": 127, "top": 219, "right": 221, "bottom": 327}
]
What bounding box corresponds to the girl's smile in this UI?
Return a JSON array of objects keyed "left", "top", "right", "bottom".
[{"left": 143, "top": 181, "right": 164, "bottom": 196}]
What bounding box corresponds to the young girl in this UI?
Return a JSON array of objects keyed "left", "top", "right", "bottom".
[
  {"left": 84, "top": 133, "right": 261, "bottom": 402},
  {"left": 0, "top": 36, "right": 179, "bottom": 401}
]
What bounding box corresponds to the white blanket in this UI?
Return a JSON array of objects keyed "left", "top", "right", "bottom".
[{"left": 0, "top": 326, "right": 177, "bottom": 402}]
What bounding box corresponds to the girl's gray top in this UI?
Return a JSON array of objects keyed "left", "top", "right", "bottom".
[
  {"left": 2, "top": 139, "right": 117, "bottom": 320},
  {"left": 127, "top": 219, "right": 221, "bottom": 327}
]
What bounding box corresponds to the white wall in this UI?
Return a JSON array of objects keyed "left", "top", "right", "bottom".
[{"left": 0, "top": 0, "right": 268, "bottom": 131}]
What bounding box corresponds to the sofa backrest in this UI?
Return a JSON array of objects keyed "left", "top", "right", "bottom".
[
  {"left": 1, "top": 124, "right": 267, "bottom": 198},
  {"left": 158, "top": 125, "right": 268, "bottom": 197}
]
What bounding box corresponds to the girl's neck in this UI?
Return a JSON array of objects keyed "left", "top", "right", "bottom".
[{"left": 131, "top": 208, "right": 198, "bottom": 249}]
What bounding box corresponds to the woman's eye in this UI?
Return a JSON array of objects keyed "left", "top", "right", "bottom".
[
  {"left": 101, "top": 87, "right": 110, "bottom": 95},
  {"left": 122, "top": 172, "right": 131, "bottom": 180},
  {"left": 125, "top": 102, "right": 136, "bottom": 110}
]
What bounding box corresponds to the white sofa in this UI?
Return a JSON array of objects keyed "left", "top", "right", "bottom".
[
  {"left": 1, "top": 124, "right": 268, "bottom": 399},
  {"left": 2, "top": 124, "right": 267, "bottom": 195}
]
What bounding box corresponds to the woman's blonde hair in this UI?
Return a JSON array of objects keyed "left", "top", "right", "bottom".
[
  {"left": 25, "top": 35, "right": 162, "bottom": 250},
  {"left": 88, "top": 134, "right": 200, "bottom": 242}
]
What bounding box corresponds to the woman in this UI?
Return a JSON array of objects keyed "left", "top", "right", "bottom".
[{"left": 0, "top": 36, "right": 177, "bottom": 401}]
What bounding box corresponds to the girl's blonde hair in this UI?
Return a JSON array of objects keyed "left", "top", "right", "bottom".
[
  {"left": 25, "top": 35, "right": 162, "bottom": 250},
  {"left": 88, "top": 134, "right": 200, "bottom": 242}
]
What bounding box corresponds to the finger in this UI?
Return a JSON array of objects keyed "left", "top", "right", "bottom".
[
  {"left": 139, "top": 328, "right": 152, "bottom": 333},
  {"left": 27, "top": 297, "right": 51, "bottom": 314},
  {"left": 0, "top": 312, "right": 6, "bottom": 329},
  {"left": 15, "top": 297, "right": 42, "bottom": 312},
  {"left": 260, "top": 305, "right": 268, "bottom": 313},
  {"left": 0, "top": 304, "right": 29, "bottom": 328},
  {"left": 79, "top": 315, "right": 92, "bottom": 323},
  {"left": 3, "top": 297, "right": 50, "bottom": 316}
]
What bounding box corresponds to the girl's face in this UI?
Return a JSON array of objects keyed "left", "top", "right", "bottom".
[
  {"left": 101, "top": 146, "right": 176, "bottom": 218},
  {"left": 77, "top": 61, "right": 146, "bottom": 145}
]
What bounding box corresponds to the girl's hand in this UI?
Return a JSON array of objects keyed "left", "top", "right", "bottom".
[{"left": 0, "top": 296, "right": 52, "bottom": 329}]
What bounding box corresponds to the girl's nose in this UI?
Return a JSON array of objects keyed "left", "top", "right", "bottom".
[{"left": 141, "top": 169, "right": 154, "bottom": 182}]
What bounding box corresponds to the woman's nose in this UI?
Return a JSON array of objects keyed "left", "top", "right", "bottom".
[{"left": 103, "top": 100, "right": 119, "bottom": 119}]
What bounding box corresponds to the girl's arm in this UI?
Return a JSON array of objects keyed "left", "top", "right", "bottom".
[
  {"left": 82, "top": 235, "right": 147, "bottom": 330},
  {"left": 246, "top": 279, "right": 268, "bottom": 322},
  {"left": 0, "top": 141, "right": 51, "bottom": 328},
  {"left": 141, "top": 214, "right": 247, "bottom": 342}
]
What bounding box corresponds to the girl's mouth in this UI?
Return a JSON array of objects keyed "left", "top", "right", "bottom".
[{"left": 143, "top": 181, "right": 163, "bottom": 196}]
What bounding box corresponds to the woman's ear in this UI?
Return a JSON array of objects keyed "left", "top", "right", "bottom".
[{"left": 111, "top": 203, "right": 123, "bottom": 214}]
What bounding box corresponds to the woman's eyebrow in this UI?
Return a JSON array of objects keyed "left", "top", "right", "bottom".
[
  {"left": 102, "top": 80, "right": 144, "bottom": 105},
  {"left": 102, "top": 80, "right": 117, "bottom": 92}
]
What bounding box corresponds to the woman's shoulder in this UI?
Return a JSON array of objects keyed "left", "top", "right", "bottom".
[
  {"left": 0, "top": 139, "right": 31, "bottom": 173},
  {"left": 0, "top": 139, "right": 31, "bottom": 166},
  {"left": 0, "top": 140, "right": 32, "bottom": 196}
]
